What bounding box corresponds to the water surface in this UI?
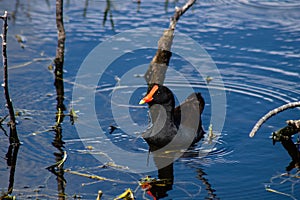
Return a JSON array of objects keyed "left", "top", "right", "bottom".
[{"left": 0, "top": 0, "right": 300, "bottom": 199}]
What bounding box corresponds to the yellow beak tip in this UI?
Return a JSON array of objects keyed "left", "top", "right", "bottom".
[{"left": 139, "top": 99, "right": 146, "bottom": 105}]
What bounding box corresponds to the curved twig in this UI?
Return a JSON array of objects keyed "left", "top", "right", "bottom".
[{"left": 249, "top": 101, "right": 300, "bottom": 138}]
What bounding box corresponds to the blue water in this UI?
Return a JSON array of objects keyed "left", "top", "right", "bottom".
[{"left": 0, "top": 0, "right": 300, "bottom": 199}]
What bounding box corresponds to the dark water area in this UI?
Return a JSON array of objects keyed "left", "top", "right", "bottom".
[{"left": 0, "top": 0, "right": 300, "bottom": 199}]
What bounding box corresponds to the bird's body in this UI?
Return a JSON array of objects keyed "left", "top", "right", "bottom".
[{"left": 140, "top": 84, "right": 205, "bottom": 151}]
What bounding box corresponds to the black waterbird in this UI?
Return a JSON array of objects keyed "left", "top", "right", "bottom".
[{"left": 139, "top": 84, "right": 205, "bottom": 151}]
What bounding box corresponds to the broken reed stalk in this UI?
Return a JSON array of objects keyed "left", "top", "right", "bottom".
[
  {"left": 249, "top": 101, "right": 300, "bottom": 138},
  {"left": 144, "top": 0, "right": 197, "bottom": 85},
  {"left": 1, "top": 11, "right": 19, "bottom": 144}
]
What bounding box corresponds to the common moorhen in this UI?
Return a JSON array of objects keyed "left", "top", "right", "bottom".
[{"left": 139, "top": 84, "right": 205, "bottom": 151}]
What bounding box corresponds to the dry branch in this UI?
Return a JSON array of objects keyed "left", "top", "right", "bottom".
[
  {"left": 144, "top": 0, "right": 196, "bottom": 85},
  {"left": 249, "top": 101, "right": 300, "bottom": 137}
]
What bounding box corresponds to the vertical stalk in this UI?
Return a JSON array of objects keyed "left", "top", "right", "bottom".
[
  {"left": 1, "top": 10, "right": 20, "bottom": 198},
  {"left": 54, "top": 0, "right": 66, "bottom": 112},
  {"left": 53, "top": 1, "right": 66, "bottom": 199},
  {"left": 1, "top": 11, "right": 19, "bottom": 144}
]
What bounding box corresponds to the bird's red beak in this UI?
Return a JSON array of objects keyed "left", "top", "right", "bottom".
[{"left": 139, "top": 85, "right": 159, "bottom": 104}]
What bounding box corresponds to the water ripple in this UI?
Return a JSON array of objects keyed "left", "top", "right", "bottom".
[
  {"left": 238, "top": 0, "right": 300, "bottom": 9},
  {"left": 198, "top": 0, "right": 300, "bottom": 32}
]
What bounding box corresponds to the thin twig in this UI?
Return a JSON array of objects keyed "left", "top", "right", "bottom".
[
  {"left": 65, "top": 169, "right": 136, "bottom": 184},
  {"left": 9, "top": 57, "right": 53, "bottom": 70},
  {"left": 265, "top": 187, "right": 297, "bottom": 200},
  {"left": 249, "top": 101, "right": 300, "bottom": 138},
  {"left": 169, "top": 0, "right": 197, "bottom": 30},
  {"left": 1, "top": 11, "right": 19, "bottom": 144}
]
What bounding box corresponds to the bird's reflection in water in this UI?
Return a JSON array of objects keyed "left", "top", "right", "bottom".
[
  {"left": 140, "top": 163, "right": 174, "bottom": 199},
  {"left": 140, "top": 145, "right": 219, "bottom": 199},
  {"left": 140, "top": 149, "right": 174, "bottom": 199}
]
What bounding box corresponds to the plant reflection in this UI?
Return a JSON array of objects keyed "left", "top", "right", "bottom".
[
  {"left": 136, "top": 0, "right": 141, "bottom": 13},
  {"left": 82, "top": 0, "right": 115, "bottom": 29},
  {"left": 83, "top": 0, "right": 89, "bottom": 17},
  {"left": 103, "top": 0, "right": 114, "bottom": 30},
  {"left": 197, "top": 169, "right": 219, "bottom": 199},
  {"left": 10, "top": 0, "right": 19, "bottom": 23},
  {"left": 47, "top": 124, "right": 67, "bottom": 200},
  {"left": 0, "top": 143, "right": 20, "bottom": 199},
  {"left": 11, "top": 0, "right": 51, "bottom": 23}
]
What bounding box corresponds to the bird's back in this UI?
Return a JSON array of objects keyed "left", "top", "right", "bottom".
[{"left": 174, "top": 92, "right": 205, "bottom": 144}]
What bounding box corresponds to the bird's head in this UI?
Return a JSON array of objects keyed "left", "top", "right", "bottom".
[{"left": 139, "top": 84, "right": 175, "bottom": 107}]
